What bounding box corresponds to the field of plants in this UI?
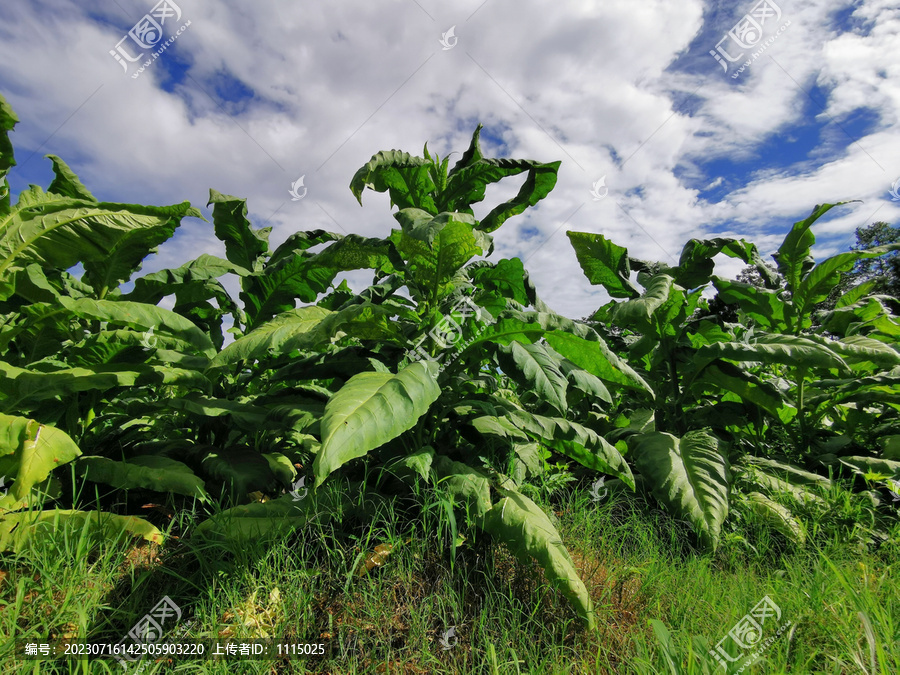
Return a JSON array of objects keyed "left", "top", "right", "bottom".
[{"left": 0, "top": 90, "right": 899, "bottom": 674}]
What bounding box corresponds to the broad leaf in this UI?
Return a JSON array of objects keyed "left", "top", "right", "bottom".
[
  {"left": 495, "top": 341, "right": 568, "bottom": 415},
  {"left": 313, "top": 361, "right": 441, "bottom": 486},
  {"left": 76, "top": 456, "right": 209, "bottom": 500},
  {"left": 479, "top": 489, "right": 595, "bottom": 628},
  {"left": 208, "top": 190, "right": 270, "bottom": 272},
  {"left": 633, "top": 430, "right": 729, "bottom": 550},
  {"left": 0, "top": 415, "right": 82, "bottom": 512},
  {"left": 566, "top": 231, "right": 640, "bottom": 298},
  {"left": 0, "top": 510, "right": 162, "bottom": 552}
]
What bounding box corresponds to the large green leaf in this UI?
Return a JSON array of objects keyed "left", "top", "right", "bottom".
[
  {"left": 773, "top": 203, "right": 846, "bottom": 294},
  {"left": 210, "top": 303, "right": 401, "bottom": 368},
  {"left": 468, "top": 258, "right": 534, "bottom": 306},
  {"left": 479, "top": 489, "right": 595, "bottom": 628},
  {"left": 673, "top": 238, "right": 759, "bottom": 289},
  {"left": 476, "top": 160, "right": 560, "bottom": 233},
  {"left": 696, "top": 335, "right": 850, "bottom": 373},
  {"left": 0, "top": 415, "right": 82, "bottom": 512},
  {"left": 0, "top": 361, "right": 209, "bottom": 409},
  {"left": 711, "top": 278, "right": 788, "bottom": 331},
  {"left": 198, "top": 445, "right": 281, "bottom": 499},
  {"left": 432, "top": 454, "right": 492, "bottom": 517},
  {"left": 793, "top": 244, "right": 900, "bottom": 317},
  {"left": 743, "top": 491, "right": 805, "bottom": 546},
  {"left": 633, "top": 430, "right": 729, "bottom": 550},
  {"left": 76, "top": 456, "right": 209, "bottom": 500},
  {"left": 566, "top": 231, "right": 640, "bottom": 298},
  {"left": 608, "top": 275, "right": 675, "bottom": 332},
  {"left": 0, "top": 186, "right": 201, "bottom": 300},
  {"left": 390, "top": 211, "right": 487, "bottom": 302},
  {"left": 243, "top": 234, "right": 392, "bottom": 328},
  {"left": 32, "top": 296, "right": 216, "bottom": 357},
  {"left": 495, "top": 341, "right": 568, "bottom": 415},
  {"left": 544, "top": 330, "right": 653, "bottom": 394},
  {"left": 313, "top": 361, "right": 441, "bottom": 486},
  {"left": 502, "top": 410, "right": 634, "bottom": 488},
  {"left": 349, "top": 150, "right": 436, "bottom": 212},
  {"left": 193, "top": 486, "right": 353, "bottom": 543},
  {"left": 691, "top": 361, "right": 796, "bottom": 423},
  {"left": 557, "top": 356, "right": 613, "bottom": 404},
  {"left": 124, "top": 254, "right": 244, "bottom": 304},
  {"left": 45, "top": 154, "right": 96, "bottom": 201},
  {"left": 0, "top": 93, "right": 19, "bottom": 212},
  {"left": 440, "top": 157, "right": 557, "bottom": 216},
  {"left": 0, "top": 509, "right": 162, "bottom": 552},
  {"left": 838, "top": 456, "right": 900, "bottom": 480},
  {"left": 208, "top": 190, "right": 270, "bottom": 272}
]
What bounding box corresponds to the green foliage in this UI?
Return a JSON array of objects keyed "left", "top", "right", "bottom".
[{"left": 1, "top": 88, "right": 898, "bottom": 632}]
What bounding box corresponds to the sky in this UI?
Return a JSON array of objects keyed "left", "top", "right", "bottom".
[{"left": 2, "top": 0, "right": 899, "bottom": 321}]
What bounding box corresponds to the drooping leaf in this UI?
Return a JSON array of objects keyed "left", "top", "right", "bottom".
[
  {"left": 478, "top": 160, "right": 560, "bottom": 233},
  {"left": 633, "top": 430, "right": 729, "bottom": 550},
  {"left": 198, "top": 445, "right": 281, "bottom": 500},
  {"left": 47, "top": 297, "right": 215, "bottom": 357},
  {"left": 696, "top": 335, "right": 850, "bottom": 373},
  {"left": 743, "top": 491, "right": 805, "bottom": 546},
  {"left": 0, "top": 93, "right": 18, "bottom": 208},
  {"left": 544, "top": 330, "right": 653, "bottom": 394},
  {"left": 349, "top": 150, "right": 436, "bottom": 212},
  {"left": 0, "top": 187, "right": 201, "bottom": 301},
  {"left": 433, "top": 454, "right": 492, "bottom": 517},
  {"left": 495, "top": 341, "right": 568, "bottom": 415},
  {"left": 674, "top": 238, "right": 759, "bottom": 289},
  {"left": 608, "top": 275, "right": 675, "bottom": 332},
  {"left": 479, "top": 489, "right": 595, "bottom": 628},
  {"left": 711, "top": 278, "right": 788, "bottom": 331},
  {"left": 838, "top": 456, "right": 900, "bottom": 480},
  {"left": 692, "top": 361, "right": 795, "bottom": 423},
  {"left": 209, "top": 303, "right": 401, "bottom": 368},
  {"left": 193, "top": 488, "right": 350, "bottom": 543},
  {"left": 0, "top": 509, "right": 163, "bottom": 552},
  {"left": 503, "top": 410, "right": 634, "bottom": 488},
  {"left": 313, "top": 361, "right": 441, "bottom": 486},
  {"left": 208, "top": 189, "right": 270, "bottom": 272},
  {"left": 75, "top": 456, "right": 209, "bottom": 500},
  {"left": 566, "top": 231, "right": 640, "bottom": 298},
  {"left": 243, "top": 234, "right": 392, "bottom": 328},
  {"left": 0, "top": 415, "right": 82, "bottom": 512}
]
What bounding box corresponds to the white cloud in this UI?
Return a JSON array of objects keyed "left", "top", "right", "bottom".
[{"left": 1, "top": 0, "right": 897, "bottom": 323}]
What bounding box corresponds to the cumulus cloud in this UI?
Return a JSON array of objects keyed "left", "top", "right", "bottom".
[{"left": 1, "top": 0, "right": 897, "bottom": 321}]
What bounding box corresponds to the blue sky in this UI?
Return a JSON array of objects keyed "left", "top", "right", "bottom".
[{"left": 2, "top": 0, "right": 898, "bottom": 319}]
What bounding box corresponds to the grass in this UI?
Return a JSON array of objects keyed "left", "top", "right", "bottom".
[{"left": 1, "top": 479, "right": 898, "bottom": 674}]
